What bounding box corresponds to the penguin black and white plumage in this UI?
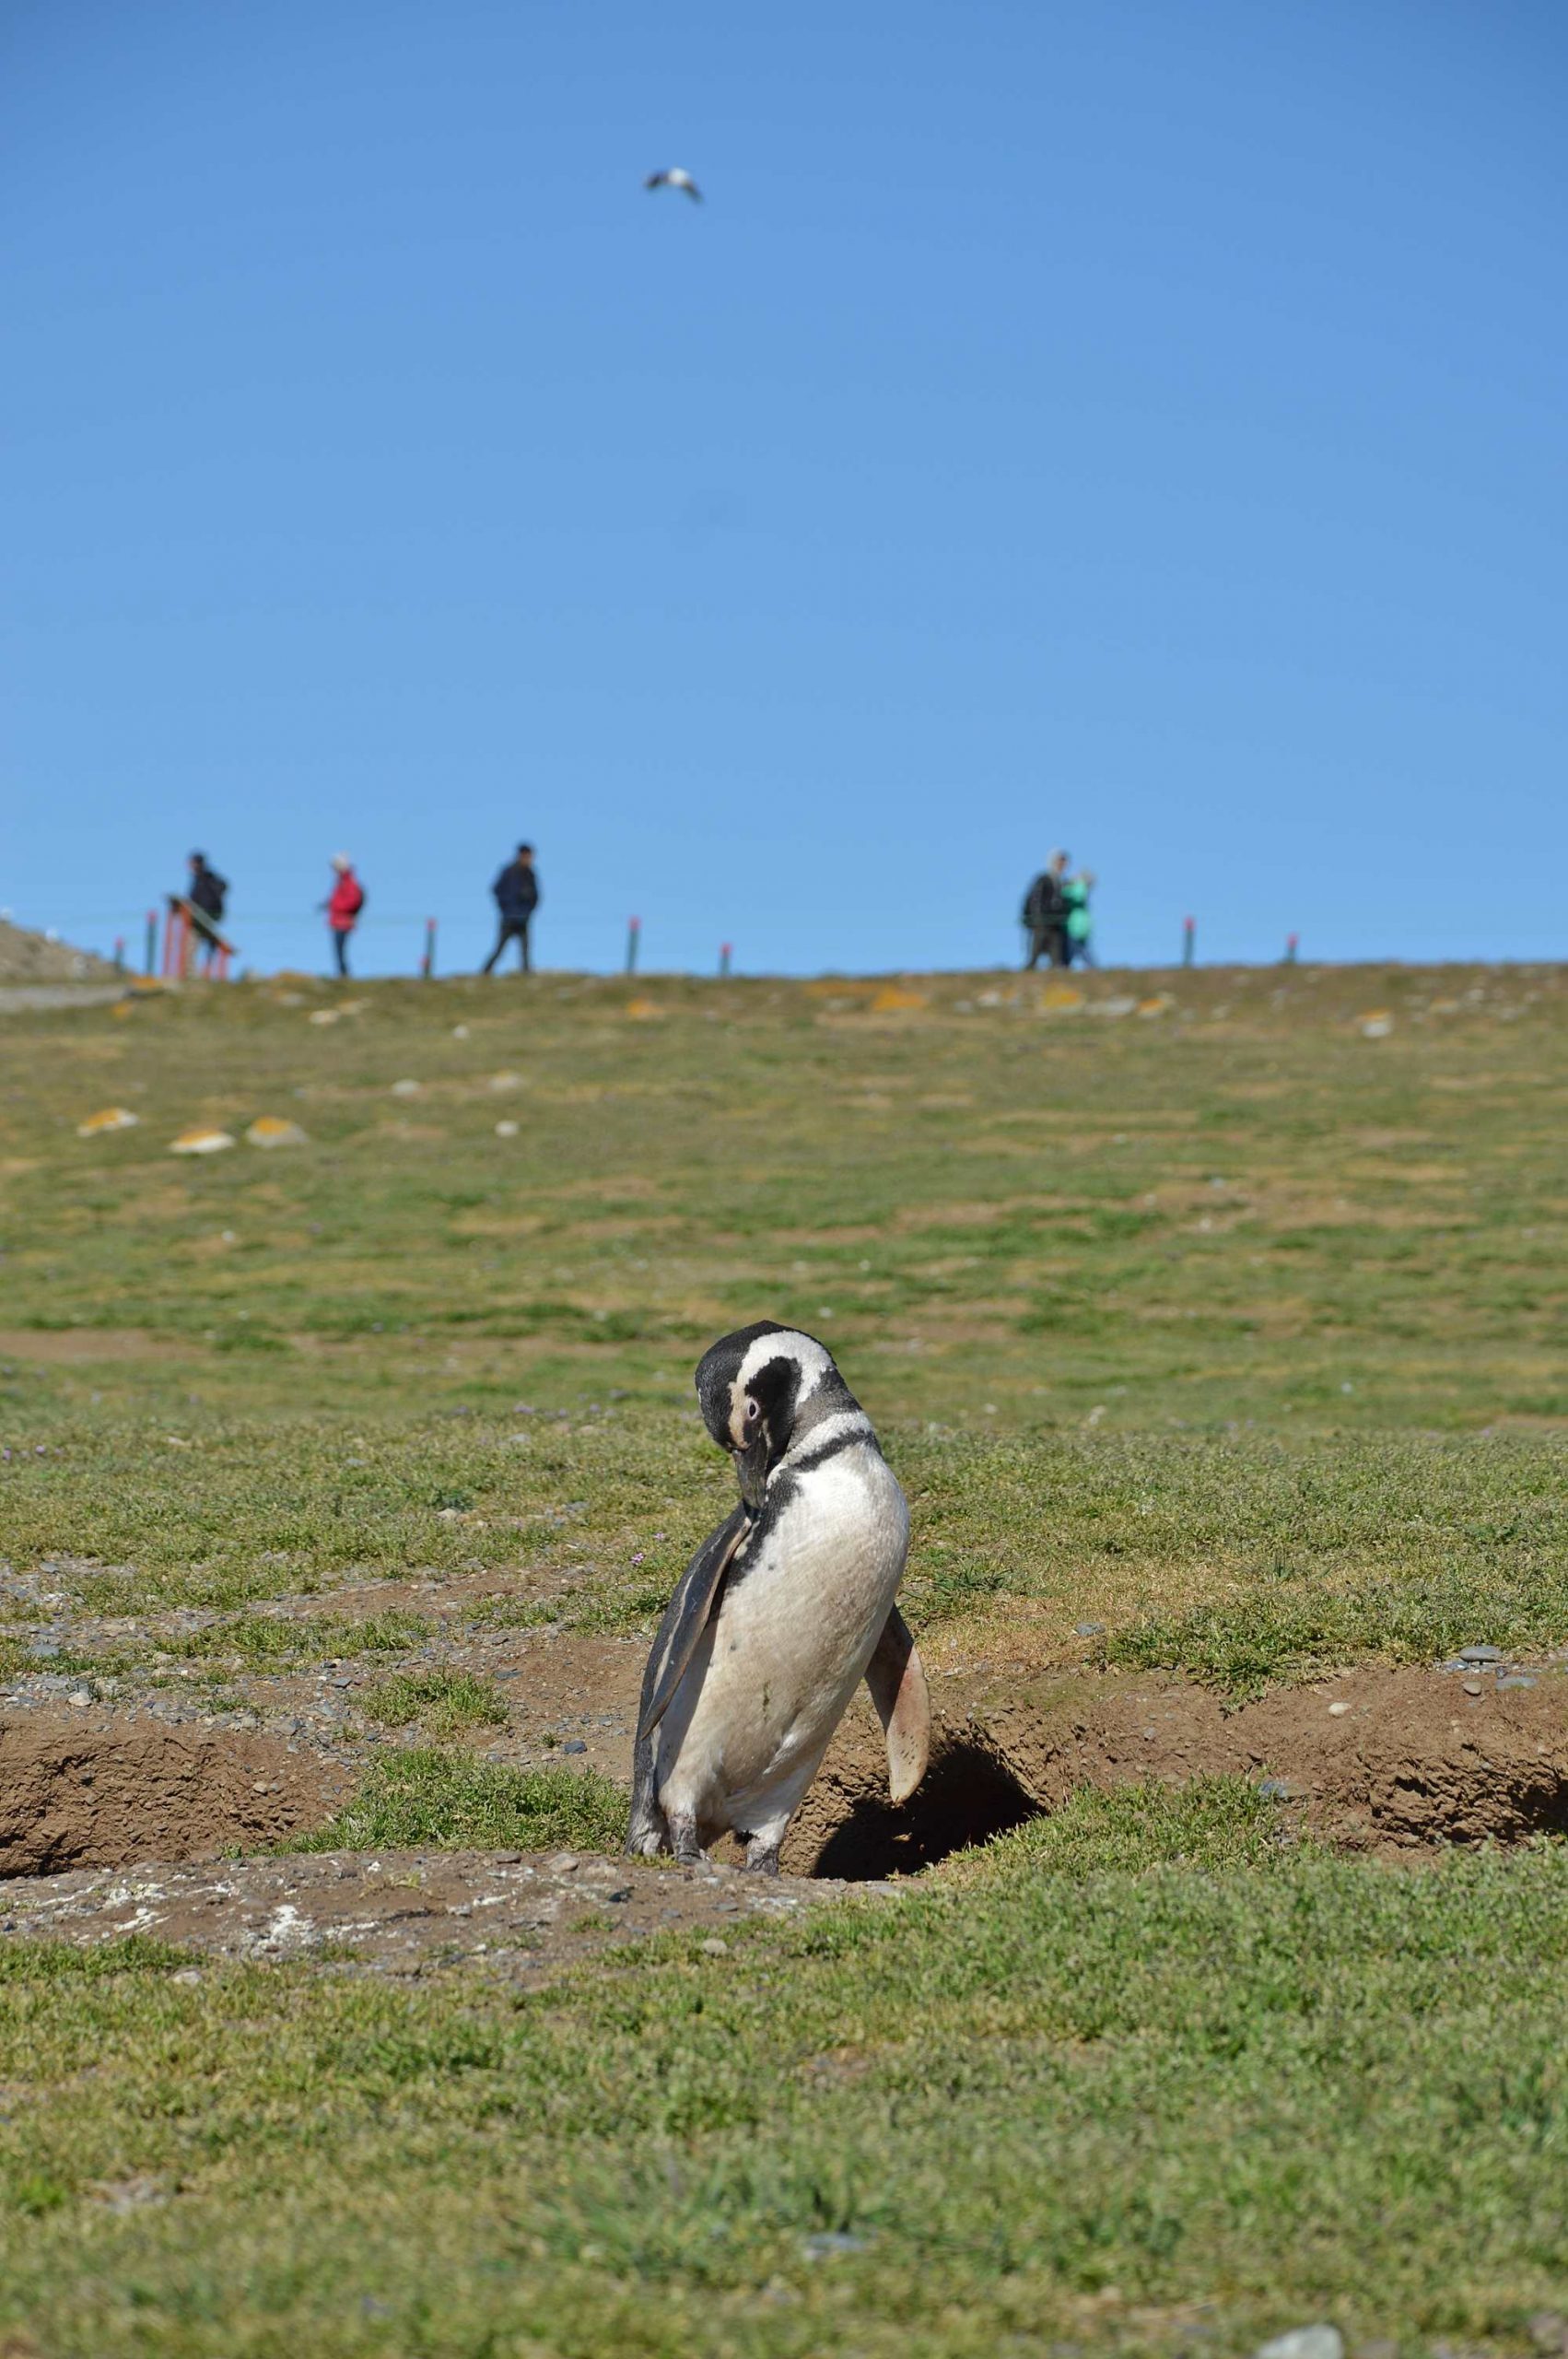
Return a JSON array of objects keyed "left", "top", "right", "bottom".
[{"left": 627, "top": 1321, "right": 930, "bottom": 1873}]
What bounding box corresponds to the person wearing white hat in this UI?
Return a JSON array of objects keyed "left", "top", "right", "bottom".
[{"left": 322, "top": 854, "right": 365, "bottom": 978}]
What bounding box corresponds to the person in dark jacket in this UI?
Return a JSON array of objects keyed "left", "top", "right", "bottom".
[
  {"left": 481, "top": 843, "right": 541, "bottom": 975},
  {"left": 1022, "top": 851, "right": 1070, "bottom": 969},
  {"left": 186, "top": 851, "right": 228, "bottom": 975}
]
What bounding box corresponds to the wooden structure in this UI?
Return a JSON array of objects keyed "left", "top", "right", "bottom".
[{"left": 161, "top": 895, "right": 236, "bottom": 980}]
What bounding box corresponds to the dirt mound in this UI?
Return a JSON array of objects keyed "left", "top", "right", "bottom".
[
  {"left": 784, "top": 1661, "right": 1568, "bottom": 1873},
  {"left": 0, "top": 1714, "right": 345, "bottom": 1876},
  {"left": 0, "top": 917, "right": 117, "bottom": 984}
]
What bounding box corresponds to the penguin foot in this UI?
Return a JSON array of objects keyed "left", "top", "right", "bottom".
[
  {"left": 669, "top": 1811, "right": 705, "bottom": 1865},
  {"left": 742, "top": 1833, "right": 782, "bottom": 1876}
]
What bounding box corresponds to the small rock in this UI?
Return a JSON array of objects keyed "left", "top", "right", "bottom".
[
  {"left": 1255, "top": 2330, "right": 1343, "bottom": 2359},
  {"left": 1256, "top": 1777, "right": 1296, "bottom": 1802},
  {"left": 1527, "top": 2313, "right": 1568, "bottom": 2355},
  {"left": 1327, "top": 1701, "right": 1351, "bottom": 1717},
  {"left": 1458, "top": 1644, "right": 1504, "bottom": 1666},
  {"left": 697, "top": 1937, "right": 729, "bottom": 1956},
  {"left": 1462, "top": 1680, "right": 1483, "bottom": 1696},
  {"left": 495, "top": 1121, "right": 520, "bottom": 1139},
  {"left": 1074, "top": 1620, "right": 1104, "bottom": 1637},
  {"left": 548, "top": 1854, "right": 579, "bottom": 1874},
  {"left": 1498, "top": 1673, "right": 1538, "bottom": 1691},
  {"left": 802, "top": 2232, "right": 869, "bottom": 2260},
  {"left": 560, "top": 1737, "right": 587, "bottom": 1754},
  {"left": 67, "top": 1688, "right": 92, "bottom": 1708},
  {"left": 390, "top": 1079, "right": 421, "bottom": 1097},
  {"left": 170, "top": 1968, "right": 203, "bottom": 1987}
]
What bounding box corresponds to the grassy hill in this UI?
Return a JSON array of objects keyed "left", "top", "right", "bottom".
[{"left": 2, "top": 962, "right": 1567, "bottom": 2356}]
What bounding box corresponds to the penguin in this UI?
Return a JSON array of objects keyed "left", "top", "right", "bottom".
[{"left": 626, "top": 1321, "right": 930, "bottom": 1873}]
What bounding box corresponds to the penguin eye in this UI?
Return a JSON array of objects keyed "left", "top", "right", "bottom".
[{"left": 743, "top": 1399, "right": 761, "bottom": 1425}]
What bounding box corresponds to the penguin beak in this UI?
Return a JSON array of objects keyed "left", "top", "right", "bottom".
[{"left": 735, "top": 1428, "right": 771, "bottom": 1512}]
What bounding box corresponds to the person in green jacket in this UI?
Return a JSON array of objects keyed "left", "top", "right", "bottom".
[{"left": 1062, "top": 869, "right": 1095, "bottom": 968}]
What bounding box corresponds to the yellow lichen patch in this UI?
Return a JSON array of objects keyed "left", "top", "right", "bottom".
[
  {"left": 624, "top": 998, "right": 662, "bottom": 1020},
  {"left": 308, "top": 1009, "right": 341, "bottom": 1027},
  {"left": 869, "top": 986, "right": 929, "bottom": 1013},
  {"left": 76, "top": 1107, "right": 139, "bottom": 1137},
  {"left": 170, "top": 1126, "right": 235, "bottom": 1156},
  {"left": 1038, "top": 984, "right": 1082, "bottom": 1010},
  {"left": 245, "top": 1117, "right": 309, "bottom": 1149},
  {"left": 1358, "top": 1010, "right": 1394, "bottom": 1039},
  {"left": 1137, "top": 995, "right": 1173, "bottom": 1017}
]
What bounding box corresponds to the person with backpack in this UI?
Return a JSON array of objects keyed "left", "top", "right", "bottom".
[
  {"left": 323, "top": 854, "right": 365, "bottom": 978},
  {"left": 185, "top": 851, "right": 228, "bottom": 975},
  {"left": 481, "top": 843, "right": 541, "bottom": 975},
  {"left": 1022, "top": 851, "right": 1070, "bottom": 968}
]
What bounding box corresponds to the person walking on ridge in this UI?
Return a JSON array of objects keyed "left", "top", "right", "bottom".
[
  {"left": 1022, "top": 851, "right": 1070, "bottom": 969},
  {"left": 185, "top": 851, "right": 228, "bottom": 976},
  {"left": 482, "top": 843, "right": 541, "bottom": 975},
  {"left": 322, "top": 854, "right": 365, "bottom": 979}
]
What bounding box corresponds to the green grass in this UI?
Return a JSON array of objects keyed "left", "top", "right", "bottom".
[
  {"left": 6, "top": 1414, "right": 1564, "bottom": 1695},
  {"left": 5, "top": 1785, "right": 1568, "bottom": 2354},
  {"left": 288, "top": 1747, "right": 627, "bottom": 1855},
  {"left": 358, "top": 1667, "right": 510, "bottom": 1733},
  {"left": 6, "top": 968, "right": 1568, "bottom": 2351}
]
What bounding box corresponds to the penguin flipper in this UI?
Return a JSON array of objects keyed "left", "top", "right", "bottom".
[
  {"left": 635, "top": 1502, "right": 751, "bottom": 1747},
  {"left": 864, "top": 1604, "right": 930, "bottom": 1804}
]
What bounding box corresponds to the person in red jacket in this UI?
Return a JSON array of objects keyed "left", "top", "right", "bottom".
[{"left": 323, "top": 854, "right": 365, "bottom": 978}]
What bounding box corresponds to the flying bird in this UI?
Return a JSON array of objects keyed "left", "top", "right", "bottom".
[{"left": 645, "top": 167, "right": 702, "bottom": 204}]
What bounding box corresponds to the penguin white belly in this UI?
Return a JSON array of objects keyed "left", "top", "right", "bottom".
[{"left": 655, "top": 1450, "right": 908, "bottom": 1840}]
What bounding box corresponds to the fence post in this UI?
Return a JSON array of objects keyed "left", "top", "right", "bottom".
[
  {"left": 113, "top": 937, "right": 125, "bottom": 975},
  {"left": 719, "top": 942, "right": 731, "bottom": 978},
  {"left": 1182, "top": 916, "right": 1196, "bottom": 968},
  {"left": 626, "top": 916, "right": 640, "bottom": 976},
  {"left": 1284, "top": 932, "right": 1299, "bottom": 965},
  {"left": 144, "top": 910, "right": 157, "bottom": 976},
  {"left": 421, "top": 918, "right": 437, "bottom": 979}
]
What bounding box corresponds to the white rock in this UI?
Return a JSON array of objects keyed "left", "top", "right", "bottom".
[{"left": 1255, "top": 2329, "right": 1343, "bottom": 2359}]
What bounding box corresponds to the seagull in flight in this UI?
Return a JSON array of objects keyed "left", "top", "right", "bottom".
[{"left": 645, "top": 167, "right": 702, "bottom": 204}]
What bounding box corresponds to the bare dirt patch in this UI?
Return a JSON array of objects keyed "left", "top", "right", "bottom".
[
  {"left": 1, "top": 1846, "right": 848, "bottom": 1983},
  {"left": 0, "top": 1714, "right": 346, "bottom": 1876},
  {"left": 0, "top": 1328, "right": 198, "bottom": 1364}
]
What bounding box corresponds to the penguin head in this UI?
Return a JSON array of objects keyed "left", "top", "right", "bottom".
[{"left": 695, "top": 1321, "right": 850, "bottom": 1511}]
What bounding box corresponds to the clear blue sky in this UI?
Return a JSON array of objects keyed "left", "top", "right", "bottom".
[{"left": 5, "top": 1, "right": 1563, "bottom": 977}]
